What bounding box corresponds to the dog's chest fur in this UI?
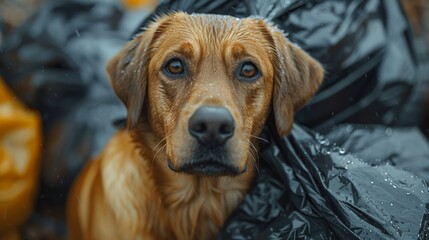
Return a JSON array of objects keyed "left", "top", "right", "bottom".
[
  {"left": 101, "top": 131, "right": 253, "bottom": 239},
  {"left": 159, "top": 175, "right": 251, "bottom": 239}
]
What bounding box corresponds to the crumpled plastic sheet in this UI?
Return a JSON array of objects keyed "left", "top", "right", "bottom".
[
  {"left": 323, "top": 124, "right": 429, "bottom": 182},
  {"left": 219, "top": 124, "right": 429, "bottom": 239}
]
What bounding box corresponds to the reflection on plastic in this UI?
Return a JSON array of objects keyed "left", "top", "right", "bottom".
[{"left": 219, "top": 124, "right": 429, "bottom": 239}]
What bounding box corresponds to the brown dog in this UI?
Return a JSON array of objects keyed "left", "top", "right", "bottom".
[{"left": 67, "top": 12, "right": 324, "bottom": 240}]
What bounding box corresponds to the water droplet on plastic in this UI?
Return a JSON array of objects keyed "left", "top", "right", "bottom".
[
  {"left": 345, "top": 125, "right": 354, "bottom": 133},
  {"left": 320, "top": 139, "right": 330, "bottom": 146},
  {"left": 385, "top": 128, "right": 393, "bottom": 136}
]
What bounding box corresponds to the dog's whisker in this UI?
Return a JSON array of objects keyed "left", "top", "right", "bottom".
[
  {"left": 248, "top": 138, "right": 264, "bottom": 158},
  {"left": 247, "top": 139, "right": 260, "bottom": 173},
  {"left": 152, "top": 138, "right": 166, "bottom": 152},
  {"left": 250, "top": 134, "right": 269, "bottom": 143},
  {"left": 247, "top": 139, "right": 257, "bottom": 152},
  {"left": 249, "top": 151, "right": 258, "bottom": 174},
  {"left": 152, "top": 134, "right": 171, "bottom": 153},
  {"left": 152, "top": 143, "right": 167, "bottom": 167},
  {"left": 247, "top": 143, "right": 256, "bottom": 162}
]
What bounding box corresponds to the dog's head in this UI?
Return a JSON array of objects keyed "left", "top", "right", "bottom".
[{"left": 107, "top": 12, "right": 324, "bottom": 176}]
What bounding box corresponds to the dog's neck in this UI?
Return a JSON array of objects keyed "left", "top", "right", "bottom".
[
  {"left": 130, "top": 120, "right": 255, "bottom": 239},
  {"left": 154, "top": 168, "right": 254, "bottom": 239}
]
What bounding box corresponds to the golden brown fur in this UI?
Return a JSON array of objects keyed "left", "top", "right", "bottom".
[{"left": 67, "top": 12, "right": 324, "bottom": 240}]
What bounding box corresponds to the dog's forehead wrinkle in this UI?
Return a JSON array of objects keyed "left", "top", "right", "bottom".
[
  {"left": 172, "top": 14, "right": 254, "bottom": 44},
  {"left": 155, "top": 15, "right": 273, "bottom": 63}
]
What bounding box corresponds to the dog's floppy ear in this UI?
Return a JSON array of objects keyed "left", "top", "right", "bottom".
[
  {"left": 106, "top": 15, "right": 172, "bottom": 128},
  {"left": 269, "top": 28, "right": 324, "bottom": 136}
]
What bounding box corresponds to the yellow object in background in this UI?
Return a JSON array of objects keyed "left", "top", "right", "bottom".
[
  {"left": 0, "top": 77, "right": 41, "bottom": 240},
  {"left": 122, "top": 0, "right": 157, "bottom": 10}
]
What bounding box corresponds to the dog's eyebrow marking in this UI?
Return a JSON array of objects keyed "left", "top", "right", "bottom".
[
  {"left": 230, "top": 43, "right": 246, "bottom": 59},
  {"left": 178, "top": 42, "right": 196, "bottom": 60},
  {"left": 164, "top": 42, "right": 197, "bottom": 60},
  {"left": 222, "top": 42, "right": 262, "bottom": 68}
]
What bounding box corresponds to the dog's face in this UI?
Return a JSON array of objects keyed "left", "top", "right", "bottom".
[{"left": 107, "top": 12, "right": 324, "bottom": 176}]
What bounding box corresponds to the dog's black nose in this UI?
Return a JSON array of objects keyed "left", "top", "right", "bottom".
[{"left": 188, "top": 106, "right": 235, "bottom": 147}]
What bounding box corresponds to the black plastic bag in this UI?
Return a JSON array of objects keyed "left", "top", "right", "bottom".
[
  {"left": 219, "top": 124, "right": 429, "bottom": 239},
  {"left": 323, "top": 124, "right": 429, "bottom": 182}
]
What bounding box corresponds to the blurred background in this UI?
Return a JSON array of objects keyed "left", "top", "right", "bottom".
[
  {"left": 0, "top": 0, "right": 428, "bottom": 239},
  {"left": 0, "top": 1, "right": 156, "bottom": 239}
]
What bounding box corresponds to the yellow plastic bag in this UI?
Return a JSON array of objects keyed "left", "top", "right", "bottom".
[
  {"left": 122, "top": 0, "right": 157, "bottom": 10},
  {"left": 0, "top": 77, "right": 41, "bottom": 240}
]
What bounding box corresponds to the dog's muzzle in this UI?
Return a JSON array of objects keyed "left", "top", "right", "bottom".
[{"left": 168, "top": 105, "right": 244, "bottom": 176}]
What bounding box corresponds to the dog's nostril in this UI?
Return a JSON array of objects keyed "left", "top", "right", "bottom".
[
  {"left": 219, "top": 123, "right": 233, "bottom": 134},
  {"left": 193, "top": 123, "right": 206, "bottom": 133}
]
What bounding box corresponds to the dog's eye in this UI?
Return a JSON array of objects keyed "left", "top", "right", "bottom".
[
  {"left": 165, "top": 58, "right": 184, "bottom": 75},
  {"left": 237, "top": 62, "right": 260, "bottom": 82}
]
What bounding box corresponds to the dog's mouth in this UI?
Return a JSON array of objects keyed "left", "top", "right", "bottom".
[{"left": 168, "top": 159, "right": 245, "bottom": 177}]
